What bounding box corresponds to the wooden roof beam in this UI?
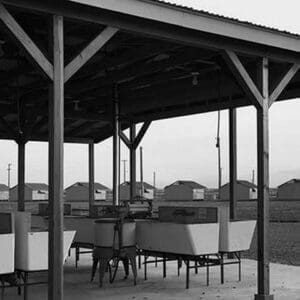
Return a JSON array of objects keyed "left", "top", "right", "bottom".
[
  {"left": 0, "top": 3, "right": 53, "bottom": 80},
  {"left": 64, "top": 26, "right": 118, "bottom": 82}
]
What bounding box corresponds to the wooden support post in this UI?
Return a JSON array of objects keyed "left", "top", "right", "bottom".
[
  {"left": 255, "top": 58, "right": 273, "bottom": 300},
  {"left": 48, "top": 15, "right": 64, "bottom": 300},
  {"left": 112, "top": 86, "right": 120, "bottom": 206},
  {"left": 229, "top": 108, "right": 237, "bottom": 220},
  {"left": 130, "top": 124, "right": 136, "bottom": 200},
  {"left": 17, "top": 141, "right": 25, "bottom": 211},
  {"left": 88, "top": 142, "right": 95, "bottom": 214}
]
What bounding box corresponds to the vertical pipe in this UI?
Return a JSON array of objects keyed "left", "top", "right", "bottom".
[
  {"left": 48, "top": 15, "right": 64, "bottom": 300},
  {"left": 130, "top": 124, "right": 136, "bottom": 200},
  {"left": 88, "top": 142, "right": 95, "bottom": 213},
  {"left": 255, "top": 58, "right": 273, "bottom": 300},
  {"left": 229, "top": 108, "right": 237, "bottom": 220},
  {"left": 17, "top": 142, "right": 25, "bottom": 211},
  {"left": 112, "top": 85, "right": 120, "bottom": 206},
  {"left": 140, "top": 146, "right": 144, "bottom": 198}
]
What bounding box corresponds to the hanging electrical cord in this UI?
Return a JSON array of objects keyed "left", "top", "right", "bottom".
[
  {"left": 216, "top": 70, "right": 222, "bottom": 199},
  {"left": 216, "top": 110, "right": 222, "bottom": 198}
]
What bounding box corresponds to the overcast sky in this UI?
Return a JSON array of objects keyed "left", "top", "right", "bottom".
[{"left": 0, "top": 0, "right": 300, "bottom": 189}]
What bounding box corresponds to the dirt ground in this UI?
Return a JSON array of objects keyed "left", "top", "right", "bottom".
[
  {"left": 2, "top": 253, "right": 300, "bottom": 300},
  {"left": 244, "top": 222, "right": 300, "bottom": 266}
]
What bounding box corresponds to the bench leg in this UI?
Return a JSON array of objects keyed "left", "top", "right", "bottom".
[
  {"left": 23, "top": 272, "right": 28, "bottom": 300},
  {"left": 75, "top": 246, "right": 80, "bottom": 268},
  {"left": 144, "top": 256, "right": 148, "bottom": 281},
  {"left": 238, "top": 252, "right": 241, "bottom": 281},
  {"left": 1, "top": 281, "right": 4, "bottom": 300},
  {"left": 220, "top": 253, "right": 224, "bottom": 284},
  {"left": 186, "top": 260, "right": 190, "bottom": 289},
  {"left": 163, "top": 254, "right": 167, "bottom": 278},
  {"left": 206, "top": 256, "right": 209, "bottom": 286}
]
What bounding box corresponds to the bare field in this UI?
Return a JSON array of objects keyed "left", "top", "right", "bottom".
[{"left": 243, "top": 222, "right": 300, "bottom": 266}]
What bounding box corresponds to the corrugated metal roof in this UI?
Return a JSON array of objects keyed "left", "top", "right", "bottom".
[{"left": 144, "top": 0, "right": 300, "bottom": 38}]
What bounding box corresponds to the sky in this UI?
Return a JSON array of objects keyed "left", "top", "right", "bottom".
[{"left": 0, "top": 0, "right": 300, "bottom": 189}]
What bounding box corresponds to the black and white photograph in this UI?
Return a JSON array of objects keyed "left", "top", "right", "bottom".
[{"left": 0, "top": 0, "right": 299, "bottom": 299}]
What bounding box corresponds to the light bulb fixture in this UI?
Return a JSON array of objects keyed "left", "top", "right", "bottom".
[
  {"left": 73, "top": 100, "right": 80, "bottom": 111},
  {"left": 191, "top": 72, "right": 199, "bottom": 86}
]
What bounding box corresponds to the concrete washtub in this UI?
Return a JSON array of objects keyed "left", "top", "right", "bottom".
[
  {"left": 0, "top": 234, "right": 14, "bottom": 275},
  {"left": 168, "top": 202, "right": 256, "bottom": 253},
  {"left": 0, "top": 212, "right": 15, "bottom": 275},
  {"left": 14, "top": 212, "right": 75, "bottom": 271},
  {"left": 219, "top": 220, "right": 256, "bottom": 252},
  {"left": 136, "top": 220, "right": 219, "bottom": 255},
  {"left": 64, "top": 216, "right": 96, "bottom": 245}
]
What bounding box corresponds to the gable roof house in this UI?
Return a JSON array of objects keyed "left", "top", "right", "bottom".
[
  {"left": 9, "top": 183, "right": 48, "bottom": 201},
  {"left": 120, "top": 181, "right": 156, "bottom": 200},
  {"left": 220, "top": 180, "right": 257, "bottom": 200},
  {"left": 0, "top": 184, "right": 9, "bottom": 201},
  {"left": 277, "top": 179, "right": 300, "bottom": 200},
  {"left": 164, "top": 180, "right": 206, "bottom": 201},
  {"left": 64, "top": 182, "right": 111, "bottom": 202}
]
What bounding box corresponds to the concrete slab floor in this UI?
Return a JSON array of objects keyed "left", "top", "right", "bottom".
[{"left": 3, "top": 252, "right": 300, "bottom": 300}]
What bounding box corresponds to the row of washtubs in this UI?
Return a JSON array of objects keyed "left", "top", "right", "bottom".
[
  {"left": 0, "top": 212, "right": 75, "bottom": 300},
  {"left": 62, "top": 204, "right": 256, "bottom": 288},
  {"left": 0, "top": 204, "right": 256, "bottom": 296}
]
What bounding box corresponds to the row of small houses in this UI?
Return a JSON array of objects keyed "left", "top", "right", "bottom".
[{"left": 1, "top": 179, "right": 300, "bottom": 201}]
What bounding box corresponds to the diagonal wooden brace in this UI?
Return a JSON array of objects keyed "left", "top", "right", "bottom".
[
  {"left": 64, "top": 26, "right": 118, "bottom": 82},
  {"left": 269, "top": 63, "right": 300, "bottom": 107},
  {"left": 0, "top": 3, "right": 53, "bottom": 80},
  {"left": 223, "top": 50, "right": 263, "bottom": 108},
  {"left": 133, "top": 121, "right": 151, "bottom": 150}
]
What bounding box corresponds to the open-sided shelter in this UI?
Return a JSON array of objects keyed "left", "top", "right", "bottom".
[{"left": 0, "top": 0, "right": 299, "bottom": 299}]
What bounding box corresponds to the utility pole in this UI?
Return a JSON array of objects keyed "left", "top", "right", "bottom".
[
  {"left": 7, "top": 163, "right": 12, "bottom": 189},
  {"left": 153, "top": 171, "right": 156, "bottom": 189},
  {"left": 121, "top": 159, "right": 127, "bottom": 183},
  {"left": 252, "top": 169, "right": 255, "bottom": 185}
]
